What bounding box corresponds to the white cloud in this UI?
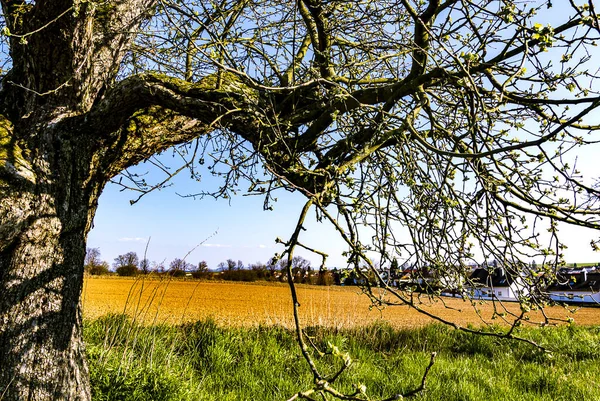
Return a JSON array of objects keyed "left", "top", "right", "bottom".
[
  {"left": 258, "top": 244, "right": 268, "bottom": 249},
  {"left": 201, "top": 243, "right": 232, "bottom": 248},
  {"left": 118, "top": 237, "right": 147, "bottom": 242}
]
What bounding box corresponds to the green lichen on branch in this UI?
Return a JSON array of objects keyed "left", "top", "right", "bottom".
[
  {"left": 101, "top": 105, "right": 214, "bottom": 177},
  {"left": 0, "top": 115, "right": 35, "bottom": 185},
  {"left": 89, "top": 0, "right": 119, "bottom": 30},
  {"left": 135, "top": 71, "right": 261, "bottom": 115},
  {"left": 125, "top": 106, "right": 169, "bottom": 134},
  {"left": 4, "top": 1, "right": 33, "bottom": 34},
  {"left": 197, "top": 70, "right": 260, "bottom": 104}
]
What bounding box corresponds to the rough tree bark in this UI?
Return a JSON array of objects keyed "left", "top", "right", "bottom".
[
  {"left": 0, "top": 2, "right": 144, "bottom": 398},
  {"left": 0, "top": 116, "right": 100, "bottom": 400}
]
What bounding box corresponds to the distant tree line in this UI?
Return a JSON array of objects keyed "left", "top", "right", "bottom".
[
  {"left": 86, "top": 248, "right": 509, "bottom": 289},
  {"left": 85, "top": 248, "right": 421, "bottom": 287},
  {"left": 83, "top": 248, "right": 340, "bottom": 285}
]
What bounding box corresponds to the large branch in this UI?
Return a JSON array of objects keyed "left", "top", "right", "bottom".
[
  {"left": 78, "top": 72, "right": 344, "bottom": 199},
  {"left": 88, "top": 72, "right": 259, "bottom": 134},
  {"left": 74, "top": 72, "right": 260, "bottom": 179}
]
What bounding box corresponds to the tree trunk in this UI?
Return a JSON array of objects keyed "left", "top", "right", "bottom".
[
  {"left": 0, "top": 121, "right": 102, "bottom": 400},
  {"left": 0, "top": 213, "right": 90, "bottom": 400},
  {"left": 0, "top": 2, "right": 158, "bottom": 396}
]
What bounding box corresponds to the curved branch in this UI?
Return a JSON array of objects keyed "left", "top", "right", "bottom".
[{"left": 70, "top": 72, "right": 259, "bottom": 176}]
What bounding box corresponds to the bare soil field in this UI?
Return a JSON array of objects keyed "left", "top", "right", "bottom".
[{"left": 82, "top": 277, "right": 600, "bottom": 328}]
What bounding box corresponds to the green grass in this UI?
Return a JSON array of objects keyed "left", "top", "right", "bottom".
[{"left": 85, "top": 316, "right": 600, "bottom": 400}]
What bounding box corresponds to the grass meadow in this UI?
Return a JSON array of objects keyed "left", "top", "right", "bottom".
[{"left": 83, "top": 277, "right": 600, "bottom": 400}]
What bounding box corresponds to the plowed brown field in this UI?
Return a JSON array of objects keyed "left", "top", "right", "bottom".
[{"left": 82, "top": 277, "right": 600, "bottom": 328}]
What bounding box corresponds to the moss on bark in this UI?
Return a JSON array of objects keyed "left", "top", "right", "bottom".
[{"left": 0, "top": 115, "right": 35, "bottom": 185}]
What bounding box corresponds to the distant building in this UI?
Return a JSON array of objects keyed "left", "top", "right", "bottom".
[
  {"left": 442, "top": 266, "right": 528, "bottom": 302},
  {"left": 547, "top": 268, "right": 600, "bottom": 304},
  {"left": 466, "top": 267, "right": 528, "bottom": 301}
]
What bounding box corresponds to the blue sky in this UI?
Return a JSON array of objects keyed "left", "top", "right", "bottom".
[
  {"left": 87, "top": 158, "right": 349, "bottom": 270},
  {"left": 87, "top": 143, "right": 600, "bottom": 271}
]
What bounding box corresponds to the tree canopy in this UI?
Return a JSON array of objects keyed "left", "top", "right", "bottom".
[{"left": 112, "top": 0, "right": 600, "bottom": 307}]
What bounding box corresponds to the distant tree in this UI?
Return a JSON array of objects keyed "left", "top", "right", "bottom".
[
  {"left": 84, "top": 248, "right": 109, "bottom": 276},
  {"left": 84, "top": 247, "right": 101, "bottom": 268},
  {"left": 277, "top": 256, "right": 312, "bottom": 282},
  {"left": 114, "top": 252, "right": 139, "bottom": 270},
  {"left": 139, "top": 258, "right": 150, "bottom": 274},
  {"left": 218, "top": 259, "right": 251, "bottom": 280},
  {"left": 192, "top": 260, "right": 211, "bottom": 279},
  {"left": 250, "top": 261, "right": 266, "bottom": 271},
  {"left": 291, "top": 256, "right": 311, "bottom": 273},
  {"left": 169, "top": 258, "right": 194, "bottom": 277},
  {"left": 115, "top": 264, "right": 138, "bottom": 277},
  {"left": 277, "top": 258, "right": 289, "bottom": 271},
  {"left": 291, "top": 256, "right": 310, "bottom": 283},
  {"left": 197, "top": 261, "right": 209, "bottom": 273},
  {"left": 169, "top": 258, "right": 185, "bottom": 271},
  {"left": 114, "top": 252, "right": 139, "bottom": 277},
  {"left": 276, "top": 258, "right": 290, "bottom": 282},
  {"left": 152, "top": 261, "right": 166, "bottom": 274},
  {"left": 250, "top": 261, "right": 267, "bottom": 279},
  {"left": 266, "top": 258, "right": 279, "bottom": 278},
  {"left": 90, "top": 262, "right": 110, "bottom": 276}
]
